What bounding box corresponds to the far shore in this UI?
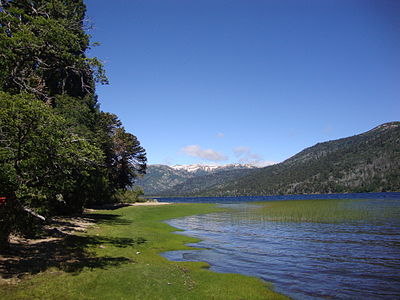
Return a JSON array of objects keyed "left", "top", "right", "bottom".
[
  {"left": 85, "top": 201, "right": 172, "bottom": 211},
  {"left": 128, "top": 201, "right": 172, "bottom": 206}
]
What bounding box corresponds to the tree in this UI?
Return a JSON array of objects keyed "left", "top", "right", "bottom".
[
  {"left": 0, "top": 0, "right": 147, "bottom": 250},
  {"left": 111, "top": 128, "right": 147, "bottom": 188},
  {"left": 97, "top": 112, "right": 147, "bottom": 191},
  {"left": 0, "top": 92, "right": 103, "bottom": 248},
  {"left": 0, "top": 0, "right": 107, "bottom": 102}
]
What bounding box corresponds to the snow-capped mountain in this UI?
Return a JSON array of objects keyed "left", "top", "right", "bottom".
[
  {"left": 170, "top": 163, "right": 256, "bottom": 173},
  {"left": 135, "top": 163, "right": 258, "bottom": 195}
]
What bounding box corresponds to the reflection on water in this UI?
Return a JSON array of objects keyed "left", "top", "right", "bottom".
[{"left": 162, "top": 199, "right": 400, "bottom": 300}]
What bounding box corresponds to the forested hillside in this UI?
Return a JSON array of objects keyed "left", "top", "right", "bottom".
[
  {"left": 160, "top": 122, "right": 400, "bottom": 196},
  {"left": 0, "top": 0, "right": 146, "bottom": 250},
  {"left": 158, "top": 168, "right": 257, "bottom": 196},
  {"left": 136, "top": 164, "right": 257, "bottom": 195},
  {"left": 136, "top": 165, "right": 193, "bottom": 195}
]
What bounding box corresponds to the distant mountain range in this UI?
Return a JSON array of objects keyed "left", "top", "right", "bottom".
[
  {"left": 136, "top": 122, "right": 400, "bottom": 196},
  {"left": 135, "top": 164, "right": 258, "bottom": 195}
]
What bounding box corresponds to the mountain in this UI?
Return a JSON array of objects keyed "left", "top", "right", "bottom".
[
  {"left": 190, "top": 122, "right": 400, "bottom": 196},
  {"left": 158, "top": 168, "right": 258, "bottom": 196},
  {"left": 135, "top": 164, "right": 257, "bottom": 195},
  {"left": 170, "top": 163, "right": 255, "bottom": 174},
  {"left": 145, "top": 122, "right": 400, "bottom": 197}
]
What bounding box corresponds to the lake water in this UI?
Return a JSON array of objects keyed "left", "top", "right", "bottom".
[{"left": 161, "top": 193, "right": 400, "bottom": 299}]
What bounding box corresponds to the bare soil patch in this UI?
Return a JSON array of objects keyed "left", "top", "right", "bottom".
[
  {"left": 0, "top": 212, "right": 141, "bottom": 284},
  {"left": 0, "top": 203, "right": 165, "bottom": 283}
]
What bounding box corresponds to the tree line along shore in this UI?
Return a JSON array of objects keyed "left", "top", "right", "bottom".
[{"left": 0, "top": 0, "right": 146, "bottom": 250}]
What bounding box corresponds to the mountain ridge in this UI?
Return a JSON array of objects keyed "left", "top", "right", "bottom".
[
  {"left": 138, "top": 122, "right": 400, "bottom": 196},
  {"left": 169, "top": 163, "right": 257, "bottom": 173},
  {"left": 135, "top": 163, "right": 258, "bottom": 195},
  {"left": 197, "top": 121, "right": 400, "bottom": 196}
]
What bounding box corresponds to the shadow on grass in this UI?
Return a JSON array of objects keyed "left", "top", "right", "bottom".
[
  {"left": 86, "top": 203, "right": 133, "bottom": 210},
  {"left": 83, "top": 213, "right": 133, "bottom": 226},
  {"left": 0, "top": 212, "right": 145, "bottom": 279}
]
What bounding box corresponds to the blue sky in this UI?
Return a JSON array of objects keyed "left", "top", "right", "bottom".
[{"left": 86, "top": 0, "right": 400, "bottom": 166}]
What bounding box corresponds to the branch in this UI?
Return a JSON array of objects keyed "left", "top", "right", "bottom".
[{"left": 23, "top": 206, "right": 46, "bottom": 222}]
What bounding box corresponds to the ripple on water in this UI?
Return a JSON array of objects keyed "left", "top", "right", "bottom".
[{"left": 162, "top": 199, "right": 400, "bottom": 300}]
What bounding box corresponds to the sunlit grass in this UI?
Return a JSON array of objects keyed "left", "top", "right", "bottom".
[
  {"left": 0, "top": 204, "right": 288, "bottom": 300},
  {"left": 249, "top": 199, "right": 398, "bottom": 223}
]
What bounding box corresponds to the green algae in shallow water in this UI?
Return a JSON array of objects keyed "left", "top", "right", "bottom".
[{"left": 248, "top": 199, "right": 400, "bottom": 223}]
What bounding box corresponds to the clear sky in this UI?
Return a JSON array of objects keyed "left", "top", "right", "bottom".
[{"left": 86, "top": 0, "right": 400, "bottom": 166}]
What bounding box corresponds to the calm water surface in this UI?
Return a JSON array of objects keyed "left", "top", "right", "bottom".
[{"left": 162, "top": 195, "right": 400, "bottom": 300}]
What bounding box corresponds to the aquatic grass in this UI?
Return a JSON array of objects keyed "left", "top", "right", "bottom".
[
  {"left": 0, "top": 204, "right": 287, "bottom": 300},
  {"left": 249, "top": 199, "right": 393, "bottom": 223}
]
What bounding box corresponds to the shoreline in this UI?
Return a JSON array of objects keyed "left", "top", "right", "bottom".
[
  {"left": 128, "top": 201, "right": 172, "bottom": 206},
  {"left": 0, "top": 203, "right": 288, "bottom": 299},
  {"left": 84, "top": 201, "right": 172, "bottom": 211}
]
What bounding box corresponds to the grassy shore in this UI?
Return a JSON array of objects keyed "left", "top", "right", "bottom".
[
  {"left": 252, "top": 198, "right": 394, "bottom": 223},
  {"left": 0, "top": 203, "right": 287, "bottom": 300}
]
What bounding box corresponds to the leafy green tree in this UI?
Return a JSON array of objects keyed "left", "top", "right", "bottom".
[
  {"left": 0, "top": 0, "right": 147, "bottom": 250},
  {"left": 114, "top": 186, "right": 145, "bottom": 204},
  {"left": 0, "top": 0, "right": 107, "bottom": 102},
  {"left": 0, "top": 92, "right": 103, "bottom": 248},
  {"left": 111, "top": 127, "right": 147, "bottom": 189},
  {"left": 97, "top": 112, "right": 147, "bottom": 191}
]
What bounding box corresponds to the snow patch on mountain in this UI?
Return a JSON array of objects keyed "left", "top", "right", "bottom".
[{"left": 170, "top": 163, "right": 256, "bottom": 173}]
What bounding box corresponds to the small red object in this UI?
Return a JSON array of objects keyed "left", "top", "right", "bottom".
[{"left": 0, "top": 197, "right": 6, "bottom": 205}]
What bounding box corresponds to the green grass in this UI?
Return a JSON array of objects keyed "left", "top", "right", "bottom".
[
  {"left": 251, "top": 199, "right": 380, "bottom": 223},
  {"left": 0, "top": 204, "right": 288, "bottom": 300}
]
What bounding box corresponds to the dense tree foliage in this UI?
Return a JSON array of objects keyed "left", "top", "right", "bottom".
[
  {"left": 0, "top": 0, "right": 146, "bottom": 250},
  {"left": 0, "top": 0, "right": 107, "bottom": 101}
]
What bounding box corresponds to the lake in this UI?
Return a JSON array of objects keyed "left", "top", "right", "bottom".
[{"left": 160, "top": 193, "right": 400, "bottom": 299}]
